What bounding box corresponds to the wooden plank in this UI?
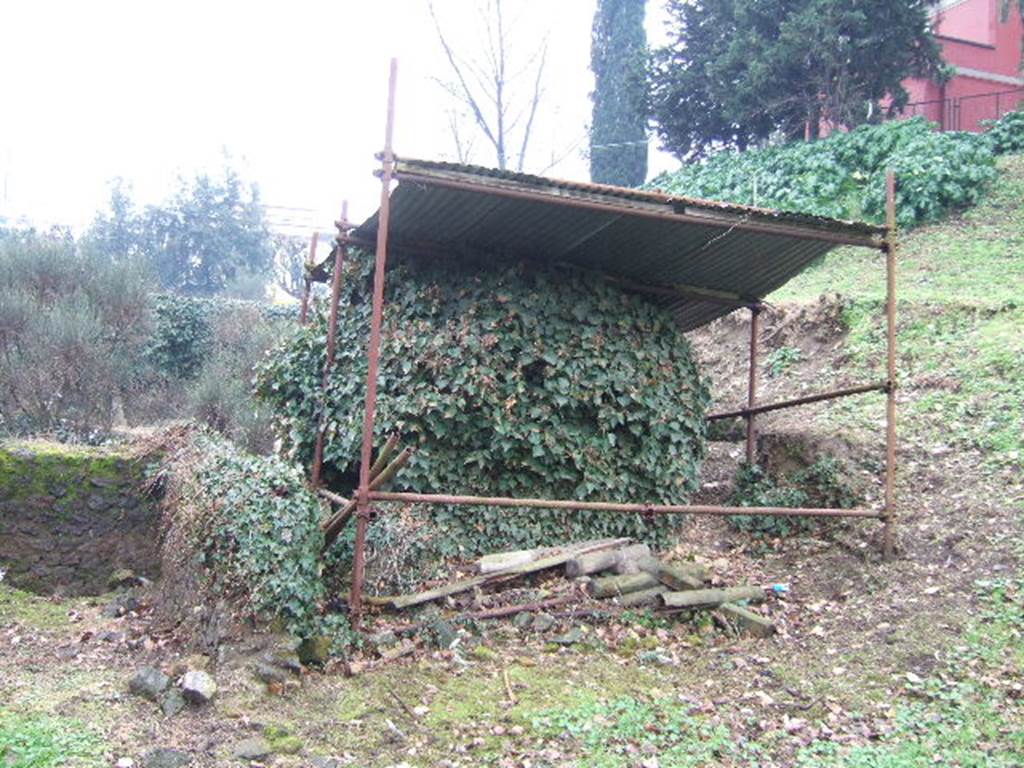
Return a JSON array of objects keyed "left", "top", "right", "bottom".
[
  {"left": 717, "top": 603, "right": 776, "bottom": 638},
  {"left": 658, "top": 586, "right": 764, "bottom": 609}
]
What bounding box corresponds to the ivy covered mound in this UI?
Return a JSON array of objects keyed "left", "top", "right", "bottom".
[{"left": 256, "top": 254, "right": 710, "bottom": 554}]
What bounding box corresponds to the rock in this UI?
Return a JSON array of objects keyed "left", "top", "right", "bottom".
[
  {"left": 160, "top": 688, "right": 186, "bottom": 717},
  {"left": 297, "top": 635, "right": 333, "bottom": 666},
  {"left": 129, "top": 666, "right": 169, "bottom": 701},
  {"left": 231, "top": 737, "right": 272, "bottom": 761},
  {"left": 55, "top": 645, "right": 79, "bottom": 661},
  {"left": 368, "top": 630, "right": 398, "bottom": 652},
  {"left": 115, "top": 758, "right": 134, "bottom": 768},
  {"left": 97, "top": 630, "right": 126, "bottom": 644},
  {"left": 102, "top": 592, "right": 140, "bottom": 618},
  {"left": 471, "top": 645, "right": 497, "bottom": 660},
  {"left": 254, "top": 662, "right": 290, "bottom": 685},
  {"left": 531, "top": 613, "right": 556, "bottom": 633},
  {"left": 142, "top": 747, "right": 191, "bottom": 768},
  {"left": 551, "top": 627, "right": 584, "bottom": 646},
  {"left": 310, "top": 758, "right": 342, "bottom": 768},
  {"left": 261, "top": 649, "right": 303, "bottom": 675},
  {"left": 512, "top": 611, "right": 534, "bottom": 630},
  {"left": 180, "top": 670, "right": 217, "bottom": 704},
  {"left": 429, "top": 619, "right": 458, "bottom": 650},
  {"left": 108, "top": 568, "right": 142, "bottom": 591}
]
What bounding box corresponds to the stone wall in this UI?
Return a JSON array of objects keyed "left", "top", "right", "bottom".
[{"left": 0, "top": 440, "right": 161, "bottom": 596}]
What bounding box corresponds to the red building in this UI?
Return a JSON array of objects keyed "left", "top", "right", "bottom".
[{"left": 902, "top": 0, "right": 1024, "bottom": 131}]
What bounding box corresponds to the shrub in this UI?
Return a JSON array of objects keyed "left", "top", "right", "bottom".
[
  {"left": 651, "top": 117, "right": 999, "bottom": 229},
  {"left": 0, "top": 231, "right": 151, "bottom": 438},
  {"left": 727, "top": 457, "right": 859, "bottom": 538},
  {"left": 256, "top": 252, "right": 711, "bottom": 555},
  {"left": 982, "top": 109, "right": 1024, "bottom": 155},
  {"left": 158, "top": 430, "right": 330, "bottom": 637}
]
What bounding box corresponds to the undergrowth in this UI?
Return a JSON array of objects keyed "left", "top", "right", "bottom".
[{"left": 0, "top": 713, "right": 104, "bottom": 768}]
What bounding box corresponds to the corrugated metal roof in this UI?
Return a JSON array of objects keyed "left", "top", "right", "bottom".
[{"left": 353, "top": 158, "right": 887, "bottom": 332}]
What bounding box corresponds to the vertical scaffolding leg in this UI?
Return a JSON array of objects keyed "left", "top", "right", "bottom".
[
  {"left": 298, "top": 231, "right": 319, "bottom": 326},
  {"left": 883, "top": 172, "right": 898, "bottom": 560},
  {"left": 351, "top": 58, "right": 399, "bottom": 626},
  {"left": 310, "top": 212, "right": 347, "bottom": 487},
  {"left": 745, "top": 306, "right": 761, "bottom": 465}
]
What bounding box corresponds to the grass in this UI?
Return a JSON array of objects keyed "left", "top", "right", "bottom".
[
  {"left": 0, "top": 585, "right": 73, "bottom": 631},
  {"left": 774, "top": 154, "right": 1024, "bottom": 307},
  {"left": 0, "top": 714, "right": 105, "bottom": 768}
]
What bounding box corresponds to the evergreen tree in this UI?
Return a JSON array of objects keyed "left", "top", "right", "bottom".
[
  {"left": 649, "top": 0, "right": 945, "bottom": 159},
  {"left": 590, "top": 0, "right": 648, "bottom": 186}
]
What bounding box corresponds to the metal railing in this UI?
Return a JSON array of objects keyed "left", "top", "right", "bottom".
[{"left": 890, "top": 87, "right": 1024, "bottom": 131}]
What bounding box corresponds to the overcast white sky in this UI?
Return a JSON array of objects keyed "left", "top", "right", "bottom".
[{"left": 0, "top": 0, "right": 675, "bottom": 235}]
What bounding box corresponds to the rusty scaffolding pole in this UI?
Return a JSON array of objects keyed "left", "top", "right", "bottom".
[
  {"left": 745, "top": 305, "right": 761, "bottom": 464},
  {"left": 883, "top": 172, "right": 898, "bottom": 561},
  {"left": 350, "top": 58, "right": 399, "bottom": 625}
]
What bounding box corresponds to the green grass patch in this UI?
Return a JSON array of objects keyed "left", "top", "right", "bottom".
[
  {"left": 0, "top": 585, "right": 73, "bottom": 630},
  {"left": 774, "top": 154, "right": 1024, "bottom": 307},
  {"left": 0, "top": 713, "right": 105, "bottom": 768}
]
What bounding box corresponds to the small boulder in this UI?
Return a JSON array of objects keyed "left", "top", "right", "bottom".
[
  {"left": 551, "top": 626, "right": 584, "bottom": 646},
  {"left": 142, "top": 747, "right": 191, "bottom": 768},
  {"left": 309, "top": 758, "right": 342, "bottom": 768},
  {"left": 181, "top": 670, "right": 217, "bottom": 704},
  {"left": 160, "top": 688, "right": 186, "bottom": 717},
  {"left": 429, "top": 619, "right": 458, "bottom": 650},
  {"left": 297, "top": 635, "right": 333, "bottom": 666},
  {"left": 531, "top": 613, "right": 556, "bottom": 633},
  {"left": 512, "top": 611, "right": 534, "bottom": 630},
  {"left": 231, "top": 737, "right": 272, "bottom": 761},
  {"left": 129, "top": 666, "right": 169, "bottom": 701},
  {"left": 102, "top": 592, "right": 140, "bottom": 619}
]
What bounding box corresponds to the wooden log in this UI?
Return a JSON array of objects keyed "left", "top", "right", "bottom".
[
  {"left": 321, "top": 447, "right": 413, "bottom": 547},
  {"left": 611, "top": 544, "right": 656, "bottom": 574},
  {"left": 658, "top": 586, "right": 764, "bottom": 609},
  {"left": 476, "top": 538, "right": 618, "bottom": 575},
  {"left": 717, "top": 603, "right": 776, "bottom": 638},
  {"left": 566, "top": 543, "right": 649, "bottom": 578},
  {"left": 635, "top": 557, "right": 707, "bottom": 591},
  {"left": 586, "top": 572, "right": 659, "bottom": 599},
  {"left": 368, "top": 434, "right": 400, "bottom": 479},
  {"left": 389, "top": 538, "right": 630, "bottom": 609},
  {"left": 614, "top": 586, "right": 667, "bottom": 607}
]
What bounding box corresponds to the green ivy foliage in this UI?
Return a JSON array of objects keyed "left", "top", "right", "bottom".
[
  {"left": 256, "top": 253, "right": 710, "bottom": 555},
  {"left": 728, "top": 458, "right": 858, "bottom": 538},
  {"left": 651, "top": 117, "right": 1000, "bottom": 229},
  {"left": 983, "top": 110, "right": 1024, "bottom": 155},
  {"left": 170, "top": 432, "right": 327, "bottom": 636}
]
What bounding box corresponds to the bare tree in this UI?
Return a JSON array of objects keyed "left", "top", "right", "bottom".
[{"left": 428, "top": 0, "right": 548, "bottom": 171}]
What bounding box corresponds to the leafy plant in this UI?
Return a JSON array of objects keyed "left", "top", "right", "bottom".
[
  {"left": 982, "top": 109, "right": 1024, "bottom": 155},
  {"left": 727, "top": 462, "right": 811, "bottom": 537},
  {"left": 766, "top": 345, "right": 801, "bottom": 377},
  {"left": 257, "top": 252, "right": 710, "bottom": 555},
  {"left": 651, "top": 118, "right": 999, "bottom": 229},
  {"left": 160, "top": 431, "right": 330, "bottom": 637},
  {"left": 0, "top": 713, "right": 104, "bottom": 768}
]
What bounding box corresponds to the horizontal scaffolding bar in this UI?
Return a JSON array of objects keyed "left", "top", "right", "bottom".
[
  {"left": 707, "top": 381, "right": 888, "bottom": 421},
  {"left": 367, "top": 491, "right": 882, "bottom": 519}
]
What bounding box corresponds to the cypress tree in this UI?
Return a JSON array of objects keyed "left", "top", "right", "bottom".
[{"left": 589, "top": 0, "right": 648, "bottom": 187}]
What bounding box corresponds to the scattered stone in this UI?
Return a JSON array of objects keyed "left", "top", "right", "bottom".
[
  {"left": 129, "top": 666, "right": 169, "bottom": 701},
  {"left": 430, "top": 619, "right": 458, "bottom": 650},
  {"left": 102, "top": 592, "right": 140, "bottom": 618},
  {"left": 180, "top": 670, "right": 217, "bottom": 704},
  {"left": 512, "top": 611, "right": 534, "bottom": 630},
  {"left": 637, "top": 650, "right": 675, "bottom": 666},
  {"left": 107, "top": 568, "right": 142, "bottom": 590},
  {"left": 231, "top": 737, "right": 272, "bottom": 761},
  {"left": 260, "top": 649, "right": 303, "bottom": 675},
  {"left": 97, "top": 630, "right": 126, "bottom": 644},
  {"left": 368, "top": 630, "right": 398, "bottom": 652},
  {"left": 142, "top": 747, "right": 191, "bottom": 768},
  {"left": 160, "top": 688, "right": 186, "bottom": 717},
  {"left": 254, "top": 662, "right": 291, "bottom": 685},
  {"left": 551, "top": 627, "right": 584, "bottom": 646},
  {"left": 531, "top": 613, "right": 556, "bottom": 633},
  {"left": 55, "top": 645, "right": 79, "bottom": 661},
  {"left": 309, "top": 758, "right": 341, "bottom": 768},
  {"left": 115, "top": 758, "right": 134, "bottom": 768},
  {"left": 297, "top": 635, "right": 333, "bottom": 666}
]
